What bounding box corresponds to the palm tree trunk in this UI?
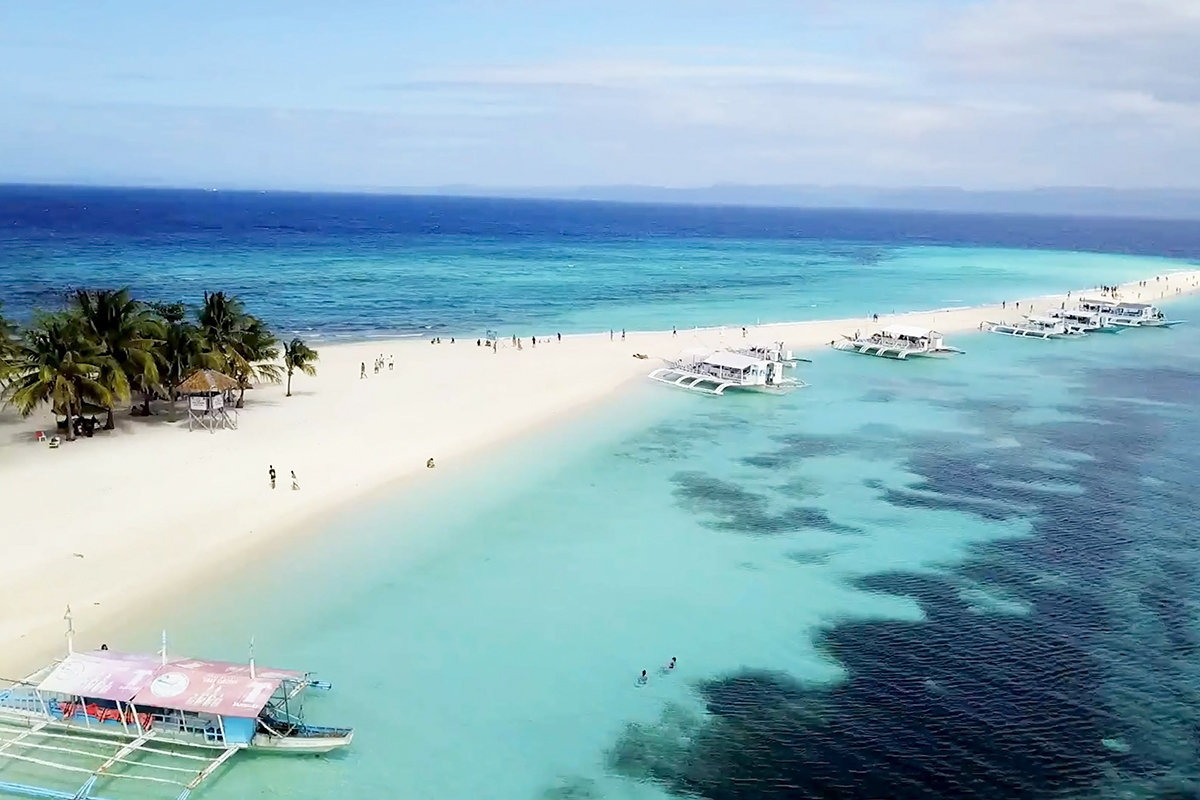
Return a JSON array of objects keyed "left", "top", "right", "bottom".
[
  {"left": 104, "top": 407, "right": 115, "bottom": 430},
  {"left": 168, "top": 391, "right": 177, "bottom": 422},
  {"left": 65, "top": 403, "right": 76, "bottom": 442},
  {"left": 237, "top": 386, "right": 246, "bottom": 408},
  {"left": 141, "top": 390, "right": 152, "bottom": 416},
  {"left": 286, "top": 368, "right": 293, "bottom": 397}
]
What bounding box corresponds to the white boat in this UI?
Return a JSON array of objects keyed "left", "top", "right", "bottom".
[
  {"left": 648, "top": 349, "right": 805, "bottom": 395},
  {"left": 1046, "top": 308, "right": 1122, "bottom": 334},
  {"left": 832, "top": 325, "right": 963, "bottom": 360},
  {"left": 730, "top": 341, "right": 803, "bottom": 367},
  {"left": 983, "top": 315, "right": 1084, "bottom": 339},
  {"left": 0, "top": 620, "right": 352, "bottom": 800},
  {"left": 1078, "top": 299, "right": 1183, "bottom": 328}
]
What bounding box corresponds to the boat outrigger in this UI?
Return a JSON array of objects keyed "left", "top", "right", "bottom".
[
  {"left": 648, "top": 349, "right": 805, "bottom": 395},
  {"left": 0, "top": 620, "right": 351, "bottom": 800},
  {"left": 832, "top": 326, "right": 963, "bottom": 360},
  {"left": 982, "top": 316, "right": 1085, "bottom": 339}
]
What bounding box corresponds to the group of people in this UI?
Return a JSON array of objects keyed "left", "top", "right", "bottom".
[
  {"left": 268, "top": 464, "right": 299, "bottom": 491},
  {"left": 637, "top": 657, "right": 676, "bottom": 685},
  {"left": 361, "top": 355, "right": 394, "bottom": 379}
]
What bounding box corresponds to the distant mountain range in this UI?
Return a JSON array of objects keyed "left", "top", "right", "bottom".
[{"left": 395, "top": 185, "right": 1200, "bottom": 220}]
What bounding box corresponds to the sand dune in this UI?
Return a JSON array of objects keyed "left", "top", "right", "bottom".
[{"left": 2, "top": 272, "right": 1197, "bottom": 673}]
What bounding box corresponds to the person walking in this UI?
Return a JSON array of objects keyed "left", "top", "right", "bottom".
[
  {"left": 290, "top": 470, "right": 299, "bottom": 491},
  {"left": 269, "top": 465, "right": 276, "bottom": 489}
]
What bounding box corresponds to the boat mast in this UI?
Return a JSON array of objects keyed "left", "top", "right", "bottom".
[
  {"left": 160, "top": 629, "right": 168, "bottom": 665},
  {"left": 63, "top": 605, "right": 74, "bottom": 655},
  {"left": 249, "top": 636, "right": 256, "bottom": 679}
]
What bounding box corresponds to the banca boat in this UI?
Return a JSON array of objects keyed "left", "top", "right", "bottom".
[
  {"left": 1046, "top": 308, "right": 1122, "bottom": 334},
  {"left": 648, "top": 348, "right": 805, "bottom": 395},
  {"left": 0, "top": 628, "right": 352, "bottom": 800},
  {"left": 1077, "top": 299, "right": 1183, "bottom": 328},
  {"left": 982, "top": 315, "right": 1085, "bottom": 339},
  {"left": 832, "top": 326, "right": 964, "bottom": 360}
]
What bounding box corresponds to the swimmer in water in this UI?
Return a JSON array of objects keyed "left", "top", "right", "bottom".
[
  {"left": 668, "top": 657, "right": 676, "bottom": 670},
  {"left": 637, "top": 670, "right": 648, "bottom": 685}
]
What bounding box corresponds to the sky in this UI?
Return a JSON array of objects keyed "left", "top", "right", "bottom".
[{"left": 1, "top": 0, "right": 1198, "bottom": 191}]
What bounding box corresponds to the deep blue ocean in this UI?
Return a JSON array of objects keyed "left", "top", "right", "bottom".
[
  {"left": 2, "top": 185, "right": 1198, "bottom": 338},
  {"left": 5, "top": 186, "right": 1200, "bottom": 800}
]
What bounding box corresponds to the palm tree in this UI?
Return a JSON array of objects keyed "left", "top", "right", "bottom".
[
  {"left": 197, "top": 293, "right": 281, "bottom": 407},
  {"left": 283, "top": 338, "right": 319, "bottom": 396},
  {"left": 228, "top": 316, "right": 282, "bottom": 407},
  {"left": 73, "top": 289, "right": 163, "bottom": 427},
  {"left": 3, "top": 313, "right": 113, "bottom": 441},
  {"left": 158, "top": 319, "right": 211, "bottom": 420}
]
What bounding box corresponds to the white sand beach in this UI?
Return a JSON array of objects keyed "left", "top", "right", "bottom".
[{"left": 2, "top": 272, "right": 1198, "bottom": 675}]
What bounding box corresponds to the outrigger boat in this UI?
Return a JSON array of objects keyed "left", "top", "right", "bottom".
[
  {"left": 1046, "top": 308, "right": 1122, "bottom": 334},
  {"left": 1077, "top": 299, "right": 1183, "bottom": 328},
  {"left": 832, "top": 326, "right": 963, "bottom": 360},
  {"left": 982, "top": 316, "right": 1085, "bottom": 339},
  {"left": 0, "top": 619, "right": 351, "bottom": 800},
  {"left": 648, "top": 349, "right": 805, "bottom": 395},
  {"left": 730, "top": 341, "right": 806, "bottom": 367}
]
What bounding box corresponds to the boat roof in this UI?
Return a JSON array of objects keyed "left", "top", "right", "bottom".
[
  {"left": 1081, "top": 298, "right": 1115, "bottom": 306},
  {"left": 703, "top": 352, "right": 762, "bottom": 370},
  {"left": 1026, "top": 315, "right": 1060, "bottom": 323},
  {"left": 881, "top": 325, "right": 936, "bottom": 338},
  {"left": 36, "top": 650, "right": 304, "bottom": 716},
  {"left": 1115, "top": 302, "right": 1151, "bottom": 309}
]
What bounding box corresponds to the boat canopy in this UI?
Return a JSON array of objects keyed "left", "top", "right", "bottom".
[
  {"left": 1115, "top": 302, "right": 1150, "bottom": 310},
  {"left": 37, "top": 650, "right": 304, "bottom": 716},
  {"left": 881, "top": 325, "right": 935, "bottom": 339},
  {"left": 36, "top": 651, "right": 163, "bottom": 701},
  {"left": 702, "top": 352, "right": 762, "bottom": 370}
]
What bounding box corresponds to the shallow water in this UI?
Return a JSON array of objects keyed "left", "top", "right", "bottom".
[{"left": 51, "top": 296, "right": 1200, "bottom": 800}]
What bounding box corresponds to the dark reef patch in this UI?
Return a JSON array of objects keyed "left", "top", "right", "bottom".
[
  {"left": 671, "top": 472, "right": 858, "bottom": 535},
  {"left": 607, "top": 357, "right": 1200, "bottom": 799}
]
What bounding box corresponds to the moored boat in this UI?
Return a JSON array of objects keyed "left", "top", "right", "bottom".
[
  {"left": 983, "top": 316, "right": 1084, "bottom": 339},
  {"left": 648, "top": 349, "right": 805, "bottom": 395},
  {"left": 832, "top": 326, "right": 963, "bottom": 360},
  {"left": 1078, "top": 299, "right": 1183, "bottom": 328},
  {"left": 0, "top": 621, "right": 352, "bottom": 800}
]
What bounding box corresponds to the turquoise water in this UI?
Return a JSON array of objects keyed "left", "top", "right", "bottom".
[
  {"left": 71, "top": 295, "right": 1200, "bottom": 800},
  {"left": 4, "top": 187, "right": 1198, "bottom": 338}
]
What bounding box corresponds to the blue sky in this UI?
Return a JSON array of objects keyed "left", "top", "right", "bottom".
[{"left": 1, "top": 1, "right": 1197, "bottom": 190}]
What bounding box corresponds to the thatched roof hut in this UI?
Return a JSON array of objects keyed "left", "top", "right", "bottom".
[{"left": 177, "top": 369, "right": 238, "bottom": 395}]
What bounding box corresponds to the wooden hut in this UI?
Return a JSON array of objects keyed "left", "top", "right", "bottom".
[{"left": 177, "top": 369, "right": 239, "bottom": 432}]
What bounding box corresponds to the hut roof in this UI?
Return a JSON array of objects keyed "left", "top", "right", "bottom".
[{"left": 177, "top": 369, "right": 238, "bottom": 394}]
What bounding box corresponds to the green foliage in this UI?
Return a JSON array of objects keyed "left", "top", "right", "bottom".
[
  {"left": 3, "top": 313, "right": 115, "bottom": 440},
  {"left": 73, "top": 288, "right": 164, "bottom": 426},
  {"left": 1, "top": 288, "right": 290, "bottom": 435},
  {"left": 283, "top": 337, "right": 319, "bottom": 396}
]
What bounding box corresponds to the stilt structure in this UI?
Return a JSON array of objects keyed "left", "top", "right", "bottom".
[{"left": 175, "top": 370, "right": 239, "bottom": 433}]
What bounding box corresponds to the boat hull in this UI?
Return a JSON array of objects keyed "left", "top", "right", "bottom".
[
  {"left": 251, "top": 729, "right": 354, "bottom": 754},
  {"left": 831, "top": 341, "right": 958, "bottom": 360}
]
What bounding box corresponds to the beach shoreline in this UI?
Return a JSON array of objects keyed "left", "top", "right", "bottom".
[{"left": 2, "top": 270, "right": 1198, "bottom": 676}]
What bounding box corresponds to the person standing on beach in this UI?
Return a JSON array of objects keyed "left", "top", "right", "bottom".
[
  {"left": 360, "top": 362, "right": 366, "bottom": 379},
  {"left": 672, "top": 327, "right": 677, "bottom": 337},
  {"left": 621, "top": 329, "right": 625, "bottom": 340},
  {"left": 291, "top": 470, "right": 299, "bottom": 491},
  {"left": 610, "top": 329, "right": 614, "bottom": 341},
  {"left": 557, "top": 333, "right": 561, "bottom": 342},
  {"left": 269, "top": 465, "right": 276, "bottom": 489}
]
